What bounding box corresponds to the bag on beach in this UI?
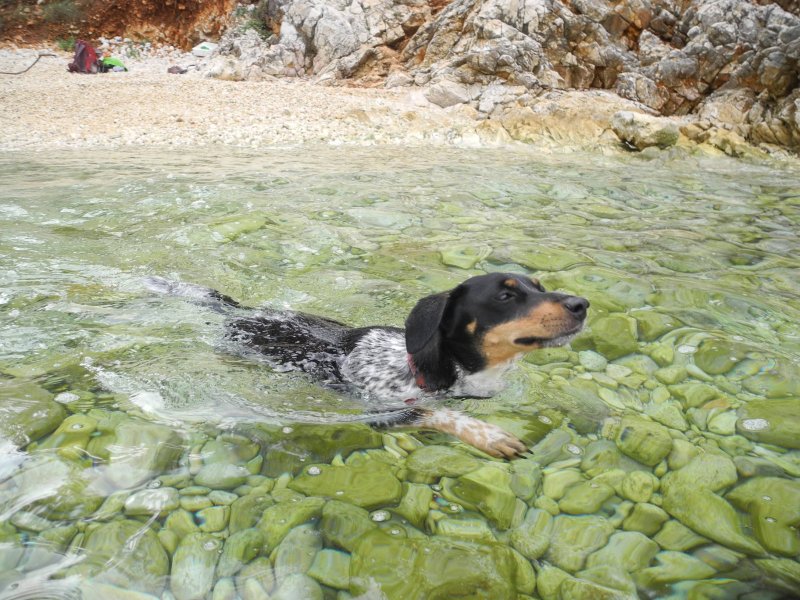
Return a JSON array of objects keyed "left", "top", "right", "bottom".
[{"left": 67, "top": 40, "right": 99, "bottom": 74}]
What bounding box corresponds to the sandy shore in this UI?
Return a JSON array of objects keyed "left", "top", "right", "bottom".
[{"left": 0, "top": 48, "right": 500, "bottom": 151}]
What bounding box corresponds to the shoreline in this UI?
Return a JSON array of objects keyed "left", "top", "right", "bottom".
[{"left": 0, "top": 48, "right": 793, "bottom": 161}]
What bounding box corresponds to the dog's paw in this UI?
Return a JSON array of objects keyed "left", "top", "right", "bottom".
[{"left": 463, "top": 420, "right": 527, "bottom": 459}]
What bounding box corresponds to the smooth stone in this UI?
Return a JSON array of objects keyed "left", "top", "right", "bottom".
[
  {"left": 106, "top": 419, "right": 183, "bottom": 489},
  {"left": 667, "top": 439, "right": 699, "bottom": 471},
  {"left": 164, "top": 509, "right": 199, "bottom": 538},
  {"left": 644, "top": 400, "right": 688, "bottom": 431},
  {"left": 559, "top": 481, "right": 615, "bottom": 515},
  {"left": 619, "top": 471, "right": 658, "bottom": 503},
  {"left": 0, "top": 382, "right": 65, "bottom": 447},
  {"left": 229, "top": 491, "right": 274, "bottom": 534},
  {"left": 580, "top": 441, "right": 644, "bottom": 477},
  {"left": 510, "top": 548, "right": 537, "bottom": 595},
  {"left": 727, "top": 476, "right": 800, "bottom": 556},
  {"left": 693, "top": 338, "right": 749, "bottom": 375},
  {"left": 288, "top": 462, "right": 402, "bottom": 510},
  {"left": 124, "top": 488, "right": 180, "bottom": 517},
  {"left": 79, "top": 581, "right": 160, "bottom": 600},
  {"left": 209, "top": 490, "right": 238, "bottom": 505},
  {"left": 436, "top": 517, "right": 496, "bottom": 541},
  {"left": 653, "top": 520, "right": 709, "bottom": 551},
  {"left": 320, "top": 500, "right": 376, "bottom": 552},
  {"left": 630, "top": 310, "right": 678, "bottom": 341},
  {"left": 669, "top": 383, "right": 719, "bottom": 409},
  {"left": 273, "top": 524, "right": 322, "bottom": 584},
  {"left": 194, "top": 463, "right": 250, "bottom": 490},
  {"left": 614, "top": 416, "right": 673, "bottom": 467},
  {"left": 404, "top": 445, "right": 482, "bottom": 483},
  {"left": 272, "top": 573, "right": 323, "bottom": 600},
  {"left": 439, "top": 245, "right": 491, "bottom": 269},
  {"left": 754, "top": 558, "right": 800, "bottom": 594},
  {"left": 545, "top": 515, "right": 615, "bottom": 573},
  {"left": 350, "top": 529, "right": 518, "bottom": 599},
  {"left": 197, "top": 505, "right": 230, "bottom": 532},
  {"left": 579, "top": 350, "right": 608, "bottom": 371},
  {"left": 543, "top": 468, "right": 584, "bottom": 500},
  {"left": 80, "top": 519, "right": 169, "bottom": 596},
  {"left": 307, "top": 548, "right": 350, "bottom": 590},
  {"left": 661, "top": 455, "right": 765, "bottom": 556},
  {"left": 180, "top": 495, "right": 213, "bottom": 512},
  {"left": 648, "top": 343, "right": 674, "bottom": 367},
  {"left": 707, "top": 410, "right": 738, "bottom": 436},
  {"left": 621, "top": 502, "right": 669, "bottom": 536},
  {"left": 733, "top": 456, "right": 786, "bottom": 479},
  {"left": 257, "top": 497, "right": 326, "bottom": 552},
  {"left": 635, "top": 551, "right": 716, "bottom": 588},
  {"left": 510, "top": 458, "right": 542, "bottom": 501},
  {"left": 586, "top": 531, "right": 659, "bottom": 573},
  {"left": 202, "top": 435, "right": 260, "bottom": 464},
  {"left": 218, "top": 528, "right": 265, "bottom": 578},
  {"left": 36, "top": 413, "right": 96, "bottom": 458},
  {"left": 236, "top": 556, "right": 275, "bottom": 597},
  {"left": 170, "top": 533, "right": 220, "bottom": 600},
  {"left": 736, "top": 399, "right": 800, "bottom": 449},
  {"left": 654, "top": 366, "right": 687, "bottom": 385},
  {"left": 440, "top": 465, "right": 517, "bottom": 530},
  {"left": 211, "top": 578, "right": 237, "bottom": 600},
  {"left": 158, "top": 528, "right": 179, "bottom": 555},
  {"left": 591, "top": 314, "right": 639, "bottom": 360},
  {"left": 394, "top": 482, "right": 433, "bottom": 528},
  {"left": 510, "top": 508, "right": 553, "bottom": 560},
  {"left": 742, "top": 364, "right": 800, "bottom": 398},
  {"left": 9, "top": 511, "right": 53, "bottom": 533}
]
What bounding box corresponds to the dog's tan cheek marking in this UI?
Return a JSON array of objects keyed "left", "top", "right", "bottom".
[{"left": 466, "top": 320, "right": 477, "bottom": 334}]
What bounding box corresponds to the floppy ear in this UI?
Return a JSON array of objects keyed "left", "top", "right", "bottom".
[
  {"left": 405, "top": 290, "right": 460, "bottom": 391},
  {"left": 405, "top": 292, "right": 450, "bottom": 355}
]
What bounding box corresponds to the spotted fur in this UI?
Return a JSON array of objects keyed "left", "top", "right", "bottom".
[{"left": 145, "top": 273, "right": 589, "bottom": 458}]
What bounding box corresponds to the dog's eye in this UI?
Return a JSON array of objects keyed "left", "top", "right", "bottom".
[{"left": 495, "top": 291, "right": 514, "bottom": 302}]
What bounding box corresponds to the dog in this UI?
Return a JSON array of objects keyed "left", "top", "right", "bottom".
[{"left": 146, "top": 272, "right": 588, "bottom": 458}]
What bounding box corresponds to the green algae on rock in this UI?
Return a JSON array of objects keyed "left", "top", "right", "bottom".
[
  {"left": 727, "top": 476, "right": 800, "bottom": 556},
  {"left": 614, "top": 416, "right": 673, "bottom": 467},
  {"left": 171, "top": 533, "right": 221, "bottom": 600},
  {"left": 545, "top": 514, "right": 616, "bottom": 572},
  {"left": 105, "top": 419, "right": 184, "bottom": 489},
  {"left": 0, "top": 382, "right": 66, "bottom": 447},
  {"left": 440, "top": 465, "right": 518, "bottom": 530},
  {"left": 736, "top": 399, "right": 800, "bottom": 449},
  {"left": 288, "top": 462, "right": 402, "bottom": 509}
]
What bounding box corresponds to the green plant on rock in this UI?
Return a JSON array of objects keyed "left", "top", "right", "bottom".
[{"left": 56, "top": 36, "right": 76, "bottom": 51}]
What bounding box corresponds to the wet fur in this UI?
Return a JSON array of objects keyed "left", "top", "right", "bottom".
[{"left": 146, "top": 273, "right": 588, "bottom": 458}]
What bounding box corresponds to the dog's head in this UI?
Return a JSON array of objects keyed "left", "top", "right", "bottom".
[{"left": 405, "top": 272, "right": 588, "bottom": 390}]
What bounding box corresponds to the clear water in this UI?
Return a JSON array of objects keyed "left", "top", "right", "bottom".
[{"left": 1, "top": 147, "right": 799, "bottom": 599}]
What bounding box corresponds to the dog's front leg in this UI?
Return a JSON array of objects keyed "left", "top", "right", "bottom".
[{"left": 412, "top": 408, "right": 527, "bottom": 459}]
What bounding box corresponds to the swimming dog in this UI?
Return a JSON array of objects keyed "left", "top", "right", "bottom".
[{"left": 146, "top": 273, "right": 588, "bottom": 458}]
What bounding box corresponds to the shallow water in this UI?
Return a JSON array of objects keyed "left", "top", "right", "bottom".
[{"left": 1, "top": 146, "right": 799, "bottom": 600}]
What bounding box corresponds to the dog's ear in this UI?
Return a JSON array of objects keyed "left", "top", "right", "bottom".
[
  {"left": 405, "top": 289, "right": 462, "bottom": 391},
  {"left": 405, "top": 292, "right": 450, "bottom": 355}
]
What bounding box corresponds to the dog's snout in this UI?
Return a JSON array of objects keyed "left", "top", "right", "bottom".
[{"left": 562, "top": 296, "right": 589, "bottom": 320}]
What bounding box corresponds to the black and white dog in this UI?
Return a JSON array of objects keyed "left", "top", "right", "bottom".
[{"left": 146, "top": 273, "right": 588, "bottom": 458}]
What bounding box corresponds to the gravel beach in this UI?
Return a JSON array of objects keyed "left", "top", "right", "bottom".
[{"left": 0, "top": 48, "right": 490, "bottom": 151}]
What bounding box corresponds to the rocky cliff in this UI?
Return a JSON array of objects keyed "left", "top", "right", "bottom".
[{"left": 210, "top": 0, "right": 800, "bottom": 152}]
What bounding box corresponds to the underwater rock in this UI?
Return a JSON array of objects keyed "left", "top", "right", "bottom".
[
  {"left": 661, "top": 454, "right": 765, "bottom": 555},
  {"left": 78, "top": 581, "right": 161, "bottom": 600},
  {"left": 629, "top": 311, "right": 678, "bottom": 342},
  {"left": 545, "top": 514, "right": 616, "bottom": 573},
  {"left": 229, "top": 489, "right": 274, "bottom": 534},
  {"left": 351, "top": 529, "right": 519, "bottom": 599},
  {"left": 197, "top": 505, "right": 230, "bottom": 532},
  {"left": 440, "top": 465, "right": 518, "bottom": 529},
  {"left": 727, "top": 476, "right": 800, "bottom": 556},
  {"left": 217, "top": 528, "right": 265, "bottom": 578},
  {"left": 736, "top": 399, "right": 800, "bottom": 449},
  {"left": 288, "top": 462, "right": 402, "bottom": 509},
  {"left": 235, "top": 556, "right": 275, "bottom": 597},
  {"left": 307, "top": 548, "right": 350, "bottom": 590},
  {"left": 165, "top": 508, "right": 199, "bottom": 539},
  {"left": 320, "top": 500, "right": 376, "bottom": 552},
  {"left": 543, "top": 468, "right": 584, "bottom": 500},
  {"left": 79, "top": 519, "right": 169, "bottom": 596},
  {"left": 106, "top": 419, "right": 183, "bottom": 489},
  {"left": 580, "top": 441, "right": 644, "bottom": 477},
  {"left": 194, "top": 463, "right": 251, "bottom": 490},
  {"left": 273, "top": 524, "right": 322, "bottom": 584},
  {"left": 171, "top": 533, "right": 221, "bottom": 600},
  {"left": 36, "top": 412, "right": 96, "bottom": 459},
  {"left": 255, "top": 423, "right": 383, "bottom": 477},
  {"left": 211, "top": 578, "right": 237, "bottom": 600},
  {"left": 619, "top": 471, "right": 658, "bottom": 504},
  {"left": 635, "top": 550, "right": 716, "bottom": 588},
  {"left": 272, "top": 573, "right": 323, "bottom": 600},
  {"left": 578, "top": 350, "right": 608, "bottom": 372},
  {"left": 589, "top": 314, "right": 639, "bottom": 360},
  {"left": 404, "top": 445, "right": 482, "bottom": 484},
  {"left": 395, "top": 482, "right": 434, "bottom": 528},
  {"left": 621, "top": 503, "right": 669, "bottom": 536},
  {"left": 614, "top": 416, "right": 673, "bottom": 467},
  {"left": 0, "top": 382, "right": 66, "bottom": 447},
  {"left": 653, "top": 519, "right": 709, "bottom": 551},
  {"left": 124, "top": 487, "right": 180, "bottom": 517},
  {"left": 586, "top": 531, "right": 659, "bottom": 573},
  {"left": 558, "top": 481, "right": 615, "bottom": 515},
  {"left": 257, "top": 497, "right": 326, "bottom": 552},
  {"left": 754, "top": 558, "right": 800, "bottom": 595},
  {"left": 693, "top": 338, "right": 749, "bottom": 375},
  {"left": 510, "top": 508, "right": 553, "bottom": 560}
]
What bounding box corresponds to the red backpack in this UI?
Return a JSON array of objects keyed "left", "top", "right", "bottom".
[{"left": 67, "top": 40, "right": 99, "bottom": 74}]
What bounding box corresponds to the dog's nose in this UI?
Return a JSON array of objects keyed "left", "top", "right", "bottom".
[{"left": 562, "top": 296, "right": 589, "bottom": 320}]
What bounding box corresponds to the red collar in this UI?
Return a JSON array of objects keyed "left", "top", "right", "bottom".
[{"left": 406, "top": 353, "right": 428, "bottom": 391}]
